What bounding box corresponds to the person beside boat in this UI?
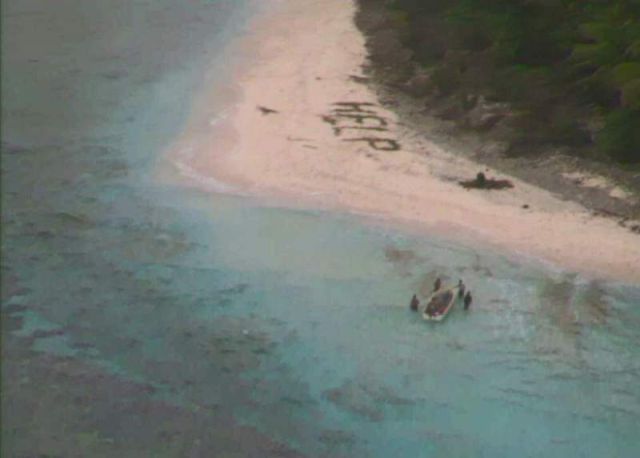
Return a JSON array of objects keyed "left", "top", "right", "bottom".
[
  {"left": 410, "top": 294, "right": 419, "bottom": 311},
  {"left": 464, "top": 291, "right": 472, "bottom": 310}
]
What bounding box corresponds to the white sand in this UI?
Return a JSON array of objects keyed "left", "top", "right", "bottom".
[{"left": 163, "top": 0, "right": 640, "bottom": 283}]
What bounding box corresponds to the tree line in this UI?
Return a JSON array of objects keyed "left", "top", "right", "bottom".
[{"left": 386, "top": 0, "right": 640, "bottom": 162}]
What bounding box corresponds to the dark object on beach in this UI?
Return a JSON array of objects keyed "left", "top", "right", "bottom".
[
  {"left": 321, "top": 115, "right": 337, "bottom": 125},
  {"left": 458, "top": 279, "right": 465, "bottom": 298},
  {"left": 522, "top": 204, "right": 529, "bottom": 209},
  {"left": 257, "top": 105, "right": 278, "bottom": 115},
  {"left": 459, "top": 172, "right": 514, "bottom": 190},
  {"left": 410, "top": 294, "right": 419, "bottom": 311},
  {"left": 434, "top": 277, "right": 441, "bottom": 292},
  {"left": 464, "top": 291, "right": 473, "bottom": 310}
]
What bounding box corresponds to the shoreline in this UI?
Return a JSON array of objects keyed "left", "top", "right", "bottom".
[
  {"left": 162, "top": 0, "right": 640, "bottom": 284},
  {"left": 352, "top": 0, "right": 640, "bottom": 229}
]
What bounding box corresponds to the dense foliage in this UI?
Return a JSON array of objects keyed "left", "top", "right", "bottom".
[{"left": 387, "top": 0, "right": 640, "bottom": 162}]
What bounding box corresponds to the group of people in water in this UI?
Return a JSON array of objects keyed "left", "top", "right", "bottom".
[{"left": 410, "top": 277, "right": 473, "bottom": 316}]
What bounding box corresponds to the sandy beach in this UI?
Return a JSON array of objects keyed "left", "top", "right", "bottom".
[{"left": 164, "top": 0, "right": 640, "bottom": 283}]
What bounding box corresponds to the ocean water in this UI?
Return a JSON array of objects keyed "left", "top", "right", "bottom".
[{"left": 2, "top": 1, "right": 639, "bottom": 457}]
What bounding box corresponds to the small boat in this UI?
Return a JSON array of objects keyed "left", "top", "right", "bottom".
[{"left": 422, "top": 284, "right": 462, "bottom": 322}]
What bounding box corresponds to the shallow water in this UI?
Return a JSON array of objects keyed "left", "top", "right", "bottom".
[{"left": 2, "top": 1, "right": 640, "bottom": 457}]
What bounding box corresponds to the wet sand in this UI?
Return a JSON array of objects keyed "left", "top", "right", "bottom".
[{"left": 165, "top": 0, "right": 640, "bottom": 283}]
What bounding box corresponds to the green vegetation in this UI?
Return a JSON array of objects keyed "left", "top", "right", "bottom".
[{"left": 385, "top": 0, "right": 640, "bottom": 162}]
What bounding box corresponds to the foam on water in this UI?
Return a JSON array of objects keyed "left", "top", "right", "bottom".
[{"left": 172, "top": 145, "right": 239, "bottom": 194}]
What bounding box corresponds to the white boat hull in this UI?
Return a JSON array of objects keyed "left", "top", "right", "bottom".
[{"left": 421, "top": 285, "right": 461, "bottom": 322}]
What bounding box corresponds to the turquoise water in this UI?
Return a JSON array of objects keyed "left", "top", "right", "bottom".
[
  {"left": 162, "top": 195, "right": 640, "bottom": 456},
  {"left": 3, "top": 1, "right": 639, "bottom": 457}
]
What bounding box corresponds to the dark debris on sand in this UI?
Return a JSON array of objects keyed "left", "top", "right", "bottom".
[
  {"left": 257, "top": 105, "right": 278, "bottom": 115},
  {"left": 459, "top": 172, "right": 514, "bottom": 190}
]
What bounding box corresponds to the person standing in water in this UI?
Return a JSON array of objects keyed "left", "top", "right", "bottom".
[
  {"left": 410, "top": 294, "right": 419, "bottom": 311},
  {"left": 464, "top": 291, "right": 473, "bottom": 310},
  {"left": 458, "top": 279, "right": 465, "bottom": 298}
]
